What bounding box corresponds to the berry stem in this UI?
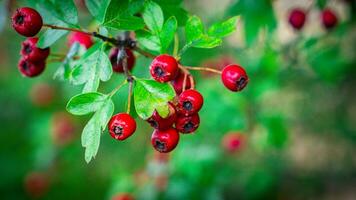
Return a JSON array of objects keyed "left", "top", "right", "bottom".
[
  {"left": 182, "top": 72, "right": 188, "bottom": 92},
  {"left": 173, "top": 33, "right": 179, "bottom": 58},
  {"left": 178, "top": 65, "right": 195, "bottom": 89},
  {"left": 126, "top": 81, "right": 133, "bottom": 114},
  {"left": 132, "top": 46, "right": 155, "bottom": 59},
  {"left": 184, "top": 66, "right": 222, "bottom": 74}
]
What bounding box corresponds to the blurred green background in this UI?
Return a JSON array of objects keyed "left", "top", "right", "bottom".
[{"left": 1, "top": 0, "right": 356, "bottom": 199}]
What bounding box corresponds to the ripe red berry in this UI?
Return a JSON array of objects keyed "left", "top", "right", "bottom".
[
  {"left": 21, "top": 37, "right": 50, "bottom": 62},
  {"left": 177, "top": 89, "right": 204, "bottom": 116},
  {"left": 151, "top": 128, "right": 179, "bottom": 153},
  {"left": 150, "top": 54, "right": 178, "bottom": 82},
  {"left": 108, "top": 113, "right": 136, "bottom": 140},
  {"left": 109, "top": 48, "right": 136, "bottom": 73},
  {"left": 288, "top": 8, "right": 306, "bottom": 30},
  {"left": 111, "top": 193, "right": 135, "bottom": 200},
  {"left": 24, "top": 172, "right": 49, "bottom": 198},
  {"left": 175, "top": 113, "right": 200, "bottom": 134},
  {"left": 321, "top": 8, "right": 338, "bottom": 30},
  {"left": 147, "top": 103, "right": 177, "bottom": 130},
  {"left": 11, "top": 7, "right": 43, "bottom": 37},
  {"left": 18, "top": 58, "right": 45, "bottom": 77},
  {"left": 171, "top": 70, "right": 194, "bottom": 95},
  {"left": 221, "top": 64, "right": 248, "bottom": 92},
  {"left": 222, "top": 132, "right": 245, "bottom": 153},
  {"left": 68, "top": 31, "right": 93, "bottom": 49}
]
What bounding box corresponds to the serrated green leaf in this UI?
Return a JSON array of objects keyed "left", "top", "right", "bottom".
[
  {"left": 70, "top": 42, "right": 113, "bottom": 93},
  {"left": 208, "top": 16, "right": 239, "bottom": 38},
  {"left": 35, "top": 0, "right": 78, "bottom": 26},
  {"left": 134, "top": 79, "right": 175, "bottom": 120},
  {"left": 185, "top": 15, "right": 204, "bottom": 43},
  {"left": 85, "top": 0, "right": 110, "bottom": 22},
  {"left": 191, "top": 35, "right": 222, "bottom": 48},
  {"left": 66, "top": 92, "right": 107, "bottom": 115},
  {"left": 159, "top": 4, "right": 188, "bottom": 26},
  {"left": 160, "top": 16, "right": 177, "bottom": 53},
  {"left": 53, "top": 0, "right": 78, "bottom": 25},
  {"left": 142, "top": 1, "right": 164, "bottom": 34},
  {"left": 82, "top": 98, "right": 114, "bottom": 163},
  {"left": 54, "top": 42, "right": 80, "bottom": 80},
  {"left": 136, "top": 30, "right": 161, "bottom": 52}
]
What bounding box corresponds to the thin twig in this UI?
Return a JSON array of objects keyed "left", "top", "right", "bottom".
[{"left": 184, "top": 66, "right": 222, "bottom": 74}]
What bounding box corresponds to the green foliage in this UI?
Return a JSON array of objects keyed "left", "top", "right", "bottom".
[
  {"left": 85, "top": 0, "right": 110, "bottom": 22},
  {"left": 133, "top": 79, "right": 176, "bottom": 120},
  {"left": 54, "top": 42, "right": 80, "bottom": 80}
]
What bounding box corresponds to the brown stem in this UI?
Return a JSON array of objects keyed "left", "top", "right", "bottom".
[
  {"left": 178, "top": 65, "right": 195, "bottom": 89},
  {"left": 133, "top": 46, "right": 156, "bottom": 59},
  {"left": 127, "top": 81, "right": 133, "bottom": 114},
  {"left": 184, "top": 66, "right": 222, "bottom": 74},
  {"left": 182, "top": 73, "right": 188, "bottom": 92}
]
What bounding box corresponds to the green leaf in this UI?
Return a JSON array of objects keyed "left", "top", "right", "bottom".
[
  {"left": 142, "top": 1, "right": 164, "bottom": 34},
  {"left": 159, "top": 4, "right": 188, "bottom": 26},
  {"left": 191, "top": 35, "right": 222, "bottom": 48},
  {"left": 136, "top": 30, "right": 161, "bottom": 52},
  {"left": 316, "top": 0, "right": 327, "bottom": 9},
  {"left": 82, "top": 98, "right": 114, "bottom": 163},
  {"left": 85, "top": 0, "right": 110, "bottom": 22},
  {"left": 53, "top": 0, "right": 78, "bottom": 25},
  {"left": 185, "top": 15, "right": 204, "bottom": 43},
  {"left": 66, "top": 92, "right": 107, "bottom": 116},
  {"left": 160, "top": 16, "right": 177, "bottom": 53},
  {"left": 35, "top": 0, "right": 78, "bottom": 26},
  {"left": 53, "top": 42, "right": 80, "bottom": 80},
  {"left": 134, "top": 79, "right": 175, "bottom": 119},
  {"left": 103, "top": 0, "right": 145, "bottom": 30},
  {"left": 37, "top": 28, "right": 68, "bottom": 48},
  {"left": 208, "top": 16, "right": 239, "bottom": 38},
  {"left": 70, "top": 42, "right": 113, "bottom": 93}
]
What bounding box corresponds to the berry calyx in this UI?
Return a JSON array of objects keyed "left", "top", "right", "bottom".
[
  {"left": 171, "top": 70, "right": 194, "bottom": 95},
  {"left": 177, "top": 89, "right": 204, "bottom": 116},
  {"left": 21, "top": 37, "right": 50, "bottom": 62},
  {"left": 321, "top": 8, "right": 338, "bottom": 30},
  {"left": 150, "top": 54, "right": 178, "bottom": 82},
  {"left": 68, "top": 31, "right": 93, "bottom": 49},
  {"left": 147, "top": 103, "right": 177, "bottom": 130},
  {"left": 221, "top": 64, "right": 248, "bottom": 92},
  {"left": 111, "top": 193, "right": 135, "bottom": 200},
  {"left": 11, "top": 7, "right": 43, "bottom": 37},
  {"left": 18, "top": 58, "right": 45, "bottom": 77},
  {"left": 109, "top": 48, "right": 136, "bottom": 73},
  {"left": 151, "top": 128, "right": 179, "bottom": 153},
  {"left": 222, "top": 132, "right": 245, "bottom": 153},
  {"left": 288, "top": 8, "right": 306, "bottom": 30},
  {"left": 175, "top": 113, "right": 200, "bottom": 134},
  {"left": 108, "top": 113, "right": 136, "bottom": 140}
]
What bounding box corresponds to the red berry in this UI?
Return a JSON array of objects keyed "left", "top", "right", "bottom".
[
  {"left": 321, "top": 8, "right": 338, "bottom": 30},
  {"left": 111, "top": 193, "right": 135, "bottom": 200},
  {"left": 288, "top": 8, "right": 306, "bottom": 30},
  {"left": 222, "top": 132, "right": 245, "bottom": 153},
  {"left": 11, "top": 7, "right": 43, "bottom": 37},
  {"left": 150, "top": 54, "right": 178, "bottom": 82},
  {"left": 108, "top": 113, "right": 136, "bottom": 140},
  {"left": 175, "top": 113, "right": 200, "bottom": 134},
  {"left": 151, "top": 128, "right": 179, "bottom": 153},
  {"left": 30, "top": 83, "right": 55, "bottom": 107},
  {"left": 147, "top": 103, "right": 177, "bottom": 130},
  {"left": 51, "top": 112, "right": 76, "bottom": 146},
  {"left": 24, "top": 172, "right": 49, "bottom": 198},
  {"left": 21, "top": 37, "right": 50, "bottom": 62},
  {"left": 221, "top": 64, "right": 248, "bottom": 92},
  {"left": 109, "top": 48, "right": 136, "bottom": 73},
  {"left": 68, "top": 31, "right": 93, "bottom": 49},
  {"left": 177, "top": 89, "right": 204, "bottom": 116},
  {"left": 18, "top": 58, "right": 45, "bottom": 77},
  {"left": 171, "top": 70, "right": 194, "bottom": 95}
]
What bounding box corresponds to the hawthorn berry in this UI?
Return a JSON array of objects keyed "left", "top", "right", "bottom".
[
  {"left": 222, "top": 132, "right": 245, "bottom": 153},
  {"left": 150, "top": 54, "right": 178, "bottom": 82},
  {"left": 109, "top": 48, "right": 136, "bottom": 73},
  {"left": 177, "top": 89, "right": 204, "bottom": 116},
  {"left": 111, "top": 193, "right": 135, "bottom": 200},
  {"left": 108, "top": 113, "right": 136, "bottom": 140},
  {"left": 18, "top": 58, "right": 45, "bottom": 77},
  {"left": 321, "top": 8, "right": 338, "bottom": 30},
  {"left": 151, "top": 128, "right": 179, "bottom": 153},
  {"left": 24, "top": 172, "right": 49, "bottom": 198},
  {"left": 68, "top": 31, "right": 93, "bottom": 49},
  {"left": 221, "top": 64, "right": 248, "bottom": 92},
  {"left": 171, "top": 70, "right": 194, "bottom": 95},
  {"left": 21, "top": 37, "right": 50, "bottom": 62},
  {"left": 175, "top": 113, "right": 200, "bottom": 134},
  {"left": 288, "top": 8, "right": 306, "bottom": 30},
  {"left": 11, "top": 7, "right": 43, "bottom": 37},
  {"left": 147, "top": 103, "right": 176, "bottom": 130}
]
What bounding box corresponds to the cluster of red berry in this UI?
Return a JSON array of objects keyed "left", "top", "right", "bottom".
[
  {"left": 108, "top": 54, "right": 249, "bottom": 153},
  {"left": 11, "top": 7, "right": 50, "bottom": 77},
  {"left": 288, "top": 7, "right": 338, "bottom": 30}
]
